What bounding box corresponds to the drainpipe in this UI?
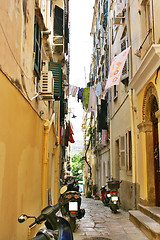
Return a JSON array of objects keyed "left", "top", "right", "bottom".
[
  {"left": 129, "top": 89, "right": 137, "bottom": 209},
  {"left": 42, "top": 119, "right": 50, "bottom": 209}
]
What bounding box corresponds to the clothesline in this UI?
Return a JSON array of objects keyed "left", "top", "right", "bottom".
[{"left": 69, "top": 81, "right": 106, "bottom": 112}]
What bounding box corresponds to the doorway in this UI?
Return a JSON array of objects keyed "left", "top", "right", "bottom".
[
  {"left": 115, "top": 139, "right": 120, "bottom": 180},
  {"left": 151, "top": 97, "right": 160, "bottom": 206}
]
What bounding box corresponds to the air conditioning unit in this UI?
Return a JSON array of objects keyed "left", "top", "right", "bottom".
[
  {"left": 40, "top": 71, "right": 54, "bottom": 100},
  {"left": 113, "top": 2, "right": 124, "bottom": 25}
]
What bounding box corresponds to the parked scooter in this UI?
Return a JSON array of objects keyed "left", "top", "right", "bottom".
[
  {"left": 18, "top": 186, "right": 73, "bottom": 240},
  {"left": 100, "top": 184, "right": 111, "bottom": 206},
  {"left": 59, "top": 176, "right": 85, "bottom": 231},
  {"left": 108, "top": 179, "right": 122, "bottom": 214}
]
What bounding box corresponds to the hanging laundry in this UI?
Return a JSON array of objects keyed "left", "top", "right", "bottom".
[
  {"left": 69, "top": 122, "right": 75, "bottom": 143},
  {"left": 88, "top": 86, "right": 97, "bottom": 112},
  {"left": 101, "top": 129, "right": 108, "bottom": 146},
  {"left": 96, "top": 82, "right": 101, "bottom": 97},
  {"left": 82, "top": 87, "right": 90, "bottom": 110},
  {"left": 69, "top": 85, "right": 78, "bottom": 97},
  {"left": 77, "top": 88, "right": 84, "bottom": 102},
  {"left": 101, "top": 80, "right": 106, "bottom": 93}
]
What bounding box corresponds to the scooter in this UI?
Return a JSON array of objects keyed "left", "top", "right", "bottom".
[
  {"left": 18, "top": 186, "right": 73, "bottom": 240},
  {"left": 59, "top": 177, "right": 85, "bottom": 231},
  {"left": 100, "top": 185, "right": 111, "bottom": 206},
  {"left": 108, "top": 179, "right": 122, "bottom": 214}
]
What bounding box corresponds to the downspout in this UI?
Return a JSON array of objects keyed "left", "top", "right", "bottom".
[
  {"left": 129, "top": 89, "right": 137, "bottom": 209},
  {"left": 42, "top": 119, "right": 50, "bottom": 209}
]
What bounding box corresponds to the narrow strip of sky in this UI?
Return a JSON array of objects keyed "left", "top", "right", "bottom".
[{"left": 69, "top": 0, "right": 94, "bottom": 88}]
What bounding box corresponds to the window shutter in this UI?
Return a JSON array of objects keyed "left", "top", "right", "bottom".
[
  {"left": 121, "top": 36, "right": 129, "bottom": 79},
  {"left": 49, "top": 62, "right": 62, "bottom": 100},
  {"left": 54, "top": 5, "right": 63, "bottom": 36},
  {"left": 120, "top": 135, "right": 126, "bottom": 167}
]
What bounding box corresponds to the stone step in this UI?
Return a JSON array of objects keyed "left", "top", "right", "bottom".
[
  {"left": 129, "top": 210, "right": 160, "bottom": 240},
  {"left": 138, "top": 204, "right": 160, "bottom": 224}
]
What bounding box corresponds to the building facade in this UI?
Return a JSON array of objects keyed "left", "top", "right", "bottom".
[
  {"left": 0, "top": 0, "right": 70, "bottom": 239},
  {"left": 84, "top": 0, "right": 160, "bottom": 215}
]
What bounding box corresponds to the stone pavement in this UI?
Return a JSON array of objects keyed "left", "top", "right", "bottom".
[{"left": 73, "top": 196, "right": 149, "bottom": 240}]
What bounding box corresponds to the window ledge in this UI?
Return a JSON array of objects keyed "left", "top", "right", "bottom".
[{"left": 129, "top": 44, "right": 160, "bottom": 94}]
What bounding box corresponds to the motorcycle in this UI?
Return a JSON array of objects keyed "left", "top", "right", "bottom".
[
  {"left": 100, "top": 184, "right": 111, "bottom": 206},
  {"left": 108, "top": 179, "right": 122, "bottom": 214},
  {"left": 59, "top": 176, "right": 85, "bottom": 231},
  {"left": 18, "top": 186, "right": 73, "bottom": 240}
]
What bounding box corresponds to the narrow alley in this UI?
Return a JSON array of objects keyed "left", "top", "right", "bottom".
[{"left": 73, "top": 197, "right": 149, "bottom": 240}]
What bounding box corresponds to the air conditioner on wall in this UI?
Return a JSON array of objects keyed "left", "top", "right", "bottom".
[{"left": 40, "top": 71, "right": 54, "bottom": 100}]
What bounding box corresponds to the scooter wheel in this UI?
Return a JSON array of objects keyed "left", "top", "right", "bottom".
[
  {"left": 110, "top": 204, "right": 118, "bottom": 214},
  {"left": 69, "top": 217, "right": 76, "bottom": 232}
]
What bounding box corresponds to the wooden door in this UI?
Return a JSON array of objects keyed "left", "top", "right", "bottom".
[{"left": 153, "top": 121, "right": 160, "bottom": 206}]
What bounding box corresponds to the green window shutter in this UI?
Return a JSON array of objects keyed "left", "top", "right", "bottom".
[
  {"left": 49, "top": 62, "right": 62, "bottom": 100},
  {"left": 54, "top": 5, "right": 63, "bottom": 36}
]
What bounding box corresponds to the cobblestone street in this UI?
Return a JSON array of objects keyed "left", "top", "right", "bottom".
[{"left": 73, "top": 196, "right": 149, "bottom": 240}]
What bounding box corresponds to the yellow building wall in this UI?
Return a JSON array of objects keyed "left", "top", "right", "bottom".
[{"left": 0, "top": 70, "right": 58, "bottom": 239}]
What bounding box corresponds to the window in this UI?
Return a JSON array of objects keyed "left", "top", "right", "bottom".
[
  {"left": 120, "top": 135, "right": 126, "bottom": 167},
  {"left": 105, "top": 45, "right": 109, "bottom": 78},
  {"left": 34, "top": 16, "right": 41, "bottom": 79},
  {"left": 119, "top": 131, "right": 132, "bottom": 171},
  {"left": 103, "top": 1, "right": 108, "bottom": 29},
  {"left": 54, "top": 5, "right": 63, "bottom": 36},
  {"left": 102, "top": 64, "right": 104, "bottom": 82},
  {"left": 127, "top": 130, "right": 132, "bottom": 171},
  {"left": 140, "top": 0, "right": 152, "bottom": 56},
  {"left": 121, "top": 36, "right": 129, "bottom": 86},
  {"left": 114, "top": 85, "right": 118, "bottom": 100}
]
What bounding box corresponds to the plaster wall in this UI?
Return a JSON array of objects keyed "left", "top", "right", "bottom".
[{"left": 0, "top": 71, "right": 43, "bottom": 239}]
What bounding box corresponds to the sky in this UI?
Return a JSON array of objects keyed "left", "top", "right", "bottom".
[{"left": 68, "top": 0, "right": 94, "bottom": 155}]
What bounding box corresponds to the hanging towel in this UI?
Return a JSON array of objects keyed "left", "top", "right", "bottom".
[
  {"left": 69, "top": 85, "right": 78, "bottom": 97},
  {"left": 96, "top": 82, "right": 101, "bottom": 97},
  {"left": 88, "top": 86, "right": 97, "bottom": 112},
  {"left": 82, "top": 87, "right": 90, "bottom": 110}
]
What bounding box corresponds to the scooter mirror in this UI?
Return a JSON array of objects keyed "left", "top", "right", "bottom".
[
  {"left": 60, "top": 185, "right": 67, "bottom": 194},
  {"left": 18, "top": 214, "right": 28, "bottom": 223}
]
